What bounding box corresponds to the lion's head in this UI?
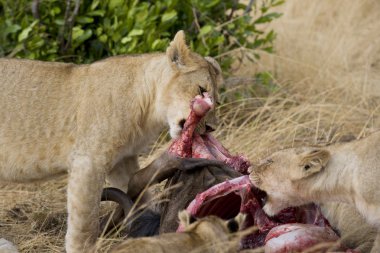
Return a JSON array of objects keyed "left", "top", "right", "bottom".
[
  {"left": 249, "top": 147, "right": 330, "bottom": 216},
  {"left": 156, "top": 31, "right": 223, "bottom": 138},
  {"left": 178, "top": 210, "right": 245, "bottom": 242}
]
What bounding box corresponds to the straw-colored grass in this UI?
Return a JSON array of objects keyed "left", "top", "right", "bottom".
[
  {"left": 1, "top": 0, "right": 380, "bottom": 251},
  {"left": 226, "top": 0, "right": 380, "bottom": 159}
]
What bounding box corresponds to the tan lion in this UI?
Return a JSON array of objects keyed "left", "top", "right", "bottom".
[
  {"left": 110, "top": 211, "right": 246, "bottom": 253},
  {"left": 249, "top": 131, "right": 380, "bottom": 252},
  {"left": 0, "top": 31, "right": 223, "bottom": 253}
]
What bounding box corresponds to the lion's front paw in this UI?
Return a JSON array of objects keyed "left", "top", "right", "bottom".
[{"left": 263, "top": 202, "right": 283, "bottom": 217}]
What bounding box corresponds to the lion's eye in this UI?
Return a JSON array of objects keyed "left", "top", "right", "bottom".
[
  {"left": 198, "top": 86, "right": 207, "bottom": 95},
  {"left": 304, "top": 164, "right": 311, "bottom": 170}
]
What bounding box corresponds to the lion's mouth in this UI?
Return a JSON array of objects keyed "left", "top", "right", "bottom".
[
  {"left": 171, "top": 93, "right": 215, "bottom": 144},
  {"left": 205, "top": 123, "right": 215, "bottom": 132},
  {"left": 259, "top": 190, "right": 268, "bottom": 207},
  {"left": 179, "top": 119, "right": 186, "bottom": 129}
]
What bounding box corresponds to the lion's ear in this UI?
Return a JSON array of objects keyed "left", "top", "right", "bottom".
[
  {"left": 226, "top": 213, "right": 245, "bottom": 233},
  {"left": 166, "top": 30, "right": 191, "bottom": 69},
  {"left": 299, "top": 149, "right": 330, "bottom": 178},
  {"left": 205, "top": 56, "right": 223, "bottom": 87},
  {"left": 178, "top": 210, "right": 196, "bottom": 228},
  {"left": 205, "top": 56, "right": 222, "bottom": 76}
]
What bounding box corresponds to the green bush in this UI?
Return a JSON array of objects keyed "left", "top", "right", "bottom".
[{"left": 0, "top": 0, "right": 283, "bottom": 71}]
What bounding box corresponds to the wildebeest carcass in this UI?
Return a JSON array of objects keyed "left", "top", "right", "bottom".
[{"left": 100, "top": 94, "right": 359, "bottom": 252}]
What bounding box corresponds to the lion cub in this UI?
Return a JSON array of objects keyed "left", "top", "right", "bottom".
[
  {"left": 110, "top": 211, "right": 245, "bottom": 253},
  {"left": 0, "top": 31, "right": 222, "bottom": 253},
  {"left": 249, "top": 131, "right": 380, "bottom": 252}
]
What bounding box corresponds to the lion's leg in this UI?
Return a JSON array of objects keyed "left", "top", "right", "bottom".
[
  {"left": 370, "top": 231, "right": 380, "bottom": 253},
  {"left": 102, "top": 156, "right": 154, "bottom": 235},
  {"left": 106, "top": 155, "right": 154, "bottom": 204},
  {"left": 106, "top": 156, "right": 139, "bottom": 192},
  {"left": 65, "top": 155, "right": 105, "bottom": 253}
]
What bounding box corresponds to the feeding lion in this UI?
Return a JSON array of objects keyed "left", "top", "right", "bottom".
[
  {"left": 249, "top": 131, "right": 380, "bottom": 252},
  {"left": 0, "top": 31, "right": 223, "bottom": 252}
]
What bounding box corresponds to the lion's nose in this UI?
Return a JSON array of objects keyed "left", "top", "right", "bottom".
[{"left": 249, "top": 161, "right": 263, "bottom": 173}]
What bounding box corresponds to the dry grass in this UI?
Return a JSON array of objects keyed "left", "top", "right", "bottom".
[
  {"left": 1, "top": 0, "right": 380, "bottom": 251},
  {"left": 226, "top": 0, "right": 380, "bottom": 160}
]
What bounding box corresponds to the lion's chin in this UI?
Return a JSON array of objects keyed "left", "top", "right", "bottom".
[{"left": 169, "top": 125, "right": 182, "bottom": 139}]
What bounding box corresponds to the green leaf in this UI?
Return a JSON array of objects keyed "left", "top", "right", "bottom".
[
  {"left": 128, "top": 29, "right": 144, "bottom": 36},
  {"left": 18, "top": 20, "right": 38, "bottom": 42},
  {"left": 109, "top": 0, "right": 124, "bottom": 9},
  {"left": 76, "top": 29, "right": 93, "bottom": 44},
  {"left": 151, "top": 38, "right": 169, "bottom": 50},
  {"left": 121, "top": 36, "right": 132, "bottom": 44},
  {"left": 265, "top": 30, "right": 276, "bottom": 42},
  {"left": 227, "top": 23, "right": 235, "bottom": 30},
  {"left": 205, "top": 0, "right": 221, "bottom": 8},
  {"left": 99, "top": 34, "right": 108, "bottom": 43},
  {"left": 87, "top": 10, "right": 106, "bottom": 17},
  {"left": 127, "top": 38, "right": 138, "bottom": 52},
  {"left": 96, "top": 27, "right": 103, "bottom": 36},
  {"left": 255, "top": 12, "right": 283, "bottom": 24},
  {"left": 215, "top": 35, "right": 225, "bottom": 44},
  {"left": 9, "top": 44, "right": 24, "bottom": 56},
  {"left": 76, "top": 16, "right": 94, "bottom": 24},
  {"left": 28, "top": 37, "right": 44, "bottom": 49},
  {"left": 262, "top": 46, "right": 274, "bottom": 53},
  {"left": 199, "top": 25, "right": 213, "bottom": 36},
  {"left": 72, "top": 27, "right": 85, "bottom": 41},
  {"left": 4, "top": 24, "right": 21, "bottom": 35},
  {"left": 111, "top": 32, "right": 122, "bottom": 41},
  {"left": 272, "top": 0, "right": 285, "bottom": 7},
  {"left": 91, "top": 0, "right": 100, "bottom": 10},
  {"left": 161, "top": 10, "right": 177, "bottom": 23},
  {"left": 54, "top": 19, "right": 65, "bottom": 26},
  {"left": 50, "top": 7, "right": 61, "bottom": 16}
]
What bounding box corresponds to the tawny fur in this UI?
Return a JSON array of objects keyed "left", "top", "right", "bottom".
[
  {"left": 110, "top": 211, "right": 245, "bottom": 253},
  {"left": 320, "top": 202, "right": 376, "bottom": 252},
  {"left": 249, "top": 131, "right": 380, "bottom": 253},
  {"left": 0, "top": 31, "right": 223, "bottom": 253}
]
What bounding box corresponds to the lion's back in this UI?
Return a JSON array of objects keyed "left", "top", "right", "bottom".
[{"left": 0, "top": 58, "right": 79, "bottom": 181}]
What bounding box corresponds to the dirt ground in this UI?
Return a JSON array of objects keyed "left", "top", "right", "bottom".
[{"left": 1, "top": 0, "right": 380, "bottom": 252}]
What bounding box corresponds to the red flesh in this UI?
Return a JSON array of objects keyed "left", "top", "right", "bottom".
[
  {"left": 168, "top": 93, "right": 251, "bottom": 173},
  {"left": 202, "top": 134, "right": 251, "bottom": 174},
  {"left": 168, "top": 93, "right": 213, "bottom": 158},
  {"left": 265, "top": 224, "right": 340, "bottom": 253},
  {"left": 191, "top": 134, "right": 215, "bottom": 160}
]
